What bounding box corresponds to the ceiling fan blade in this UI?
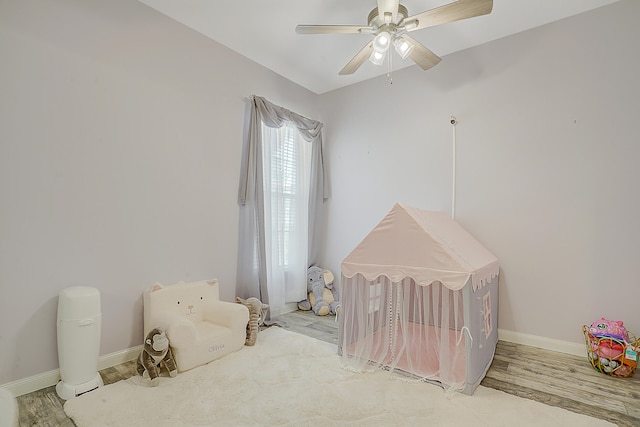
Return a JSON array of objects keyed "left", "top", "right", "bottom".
[
  {"left": 377, "top": 0, "right": 400, "bottom": 22},
  {"left": 405, "top": 0, "right": 493, "bottom": 32},
  {"left": 296, "top": 25, "right": 372, "bottom": 34},
  {"left": 404, "top": 36, "right": 442, "bottom": 71},
  {"left": 339, "top": 41, "right": 374, "bottom": 75}
]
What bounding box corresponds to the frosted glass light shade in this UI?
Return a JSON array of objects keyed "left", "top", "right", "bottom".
[
  {"left": 369, "top": 50, "right": 386, "bottom": 65},
  {"left": 372, "top": 31, "right": 391, "bottom": 53},
  {"left": 394, "top": 37, "right": 414, "bottom": 59}
]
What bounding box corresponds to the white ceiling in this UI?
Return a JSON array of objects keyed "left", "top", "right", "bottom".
[{"left": 138, "top": 0, "right": 619, "bottom": 94}]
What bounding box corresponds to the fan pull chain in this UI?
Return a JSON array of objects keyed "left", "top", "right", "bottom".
[{"left": 386, "top": 49, "right": 393, "bottom": 84}]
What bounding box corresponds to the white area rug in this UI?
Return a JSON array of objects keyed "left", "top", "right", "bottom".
[{"left": 64, "top": 327, "right": 613, "bottom": 427}]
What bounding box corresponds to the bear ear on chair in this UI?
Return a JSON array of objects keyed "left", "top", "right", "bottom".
[{"left": 151, "top": 283, "right": 163, "bottom": 292}]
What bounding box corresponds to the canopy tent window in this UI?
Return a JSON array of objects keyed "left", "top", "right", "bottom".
[{"left": 339, "top": 203, "right": 499, "bottom": 395}]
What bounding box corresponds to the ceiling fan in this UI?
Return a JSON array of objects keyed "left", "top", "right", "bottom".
[{"left": 296, "top": 0, "right": 493, "bottom": 75}]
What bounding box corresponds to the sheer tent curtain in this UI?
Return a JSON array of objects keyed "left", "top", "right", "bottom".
[
  {"left": 237, "top": 96, "right": 328, "bottom": 319},
  {"left": 340, "top": 275, "right": 467, "bottom": 393}
]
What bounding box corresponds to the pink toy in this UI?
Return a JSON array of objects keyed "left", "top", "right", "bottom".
[
  {"left": 589, "top": 317, "right": 629, "bottom": 342},
  {"left": 584, "top": 318, "right": 638, "bottom": 378},
  {"left": 595, "top": 339, "right": 624, "bottom": 360}
]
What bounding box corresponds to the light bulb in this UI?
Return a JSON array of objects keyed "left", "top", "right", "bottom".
[
  {"left": 372, "top": 31, "right": 391, "bottom": 53},
  {"left": 393, "top": 36, "right": 414, "bottom": 60},
  {"left": 368, "top": 49, "right": 386, "bottom": 65}
]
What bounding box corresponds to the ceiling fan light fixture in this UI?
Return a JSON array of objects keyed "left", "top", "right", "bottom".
[
  {"left": 295, "top": 0, "right": 494, "bottom": 76},
  {"left": 372, "top": 31, "right": 391, "bottom": 53},
  {"left": 394, "top": 36, "right": 414, "bottom": 60},
  {"left": 368, "top": 49, "right": 387, "bottom": 65}
]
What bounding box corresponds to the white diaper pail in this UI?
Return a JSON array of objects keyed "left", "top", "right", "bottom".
[{"left": 56, "top": 286, "right": 104, "bottom": 400}]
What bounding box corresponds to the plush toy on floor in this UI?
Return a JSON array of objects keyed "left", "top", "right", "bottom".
[
  {"left": 137, "top": 328, "right": 177, "bottom": 386},
  {"left": 236, "top": 297, "right": 269, "bottom": 346},
  {"left": 298, "top": 266, "right": 340, "bottom": 316}
]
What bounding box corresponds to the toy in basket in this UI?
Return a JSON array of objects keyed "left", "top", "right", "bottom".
[{"left": 583, "top": 318, "right": 639, "bottom": 378}]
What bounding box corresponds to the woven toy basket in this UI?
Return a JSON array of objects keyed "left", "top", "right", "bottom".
[{"left": 583, "top": 325, "right": 638, "bottom": 378}]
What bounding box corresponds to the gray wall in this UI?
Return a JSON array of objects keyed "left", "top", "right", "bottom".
[
  {"left": 319, "top": 0, "right": 640, "bottom": 346},
  {"left": 0, "top": 0, "right": 319, "bottom": 384}
]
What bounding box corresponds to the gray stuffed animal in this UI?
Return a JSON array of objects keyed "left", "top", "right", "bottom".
[
  {"left": 298, "top": 266, "right": 339, "bottom": 316},
  {"left": 236, "top": 297, "right": 269, "bottom": 346}
]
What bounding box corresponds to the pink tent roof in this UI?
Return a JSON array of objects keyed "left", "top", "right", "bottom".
[{"left": 341, "top": 203, "right": 499, "bottom": 291}]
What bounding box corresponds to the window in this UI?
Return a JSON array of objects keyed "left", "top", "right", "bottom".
[
  {"left": 237, "top": 95, "right": 326, "bottom": 319},
  {"left": 369, "top": 282, "right": 382, "bottom": 314},
  {"left": 266, "top": 123, "right": 309, "bottom": 268},
  {"left": 483, "top": 291, "right": 492, "bottom": 339},
  {"left": 262, "top": 122, "right": 312, "bottom": 311}
]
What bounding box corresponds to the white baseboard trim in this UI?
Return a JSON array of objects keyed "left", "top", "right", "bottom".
[
  {"left": 0, "top": 370, "right": 61, "bottom": 399},
  {"left": 1, "top": 345, "right": 143, "bottom": 398},
  {"left": 498, "top": 329, "right": 586, "bottom": 357},
  {"left": 97, "top": 345, "right": 143, "bottom": 371}
]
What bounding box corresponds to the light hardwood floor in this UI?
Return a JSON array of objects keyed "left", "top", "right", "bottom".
[{"left": 16, "top": 310, "right": 640, "bottom": 426}]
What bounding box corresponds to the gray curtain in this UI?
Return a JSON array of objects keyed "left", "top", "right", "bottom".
[{"left": 237, "top": 95, "right": 328, "bottom": 314}]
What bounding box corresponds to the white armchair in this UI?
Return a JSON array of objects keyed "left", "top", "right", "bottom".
[{"left": 143, "top": 279, "right": 249, "bottom": 372}]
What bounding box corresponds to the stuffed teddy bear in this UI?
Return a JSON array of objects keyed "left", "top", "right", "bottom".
[
  {"left": 235, "top": 297, "right": 269, "bottom": 346},
  {"left": 298, "top": 266, "right": 339, "bottom": 316},
  {"left": 136, "top": 328, "right": 177, "bottom": 387}
]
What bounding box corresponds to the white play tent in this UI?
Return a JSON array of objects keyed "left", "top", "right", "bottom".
[{"left": 339, "top": 203, "right": 499, "bottom": 395}]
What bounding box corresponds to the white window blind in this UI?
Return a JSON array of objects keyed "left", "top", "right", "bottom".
[{"left": 270, "top": 124, "right": 298, "bottom": 268}]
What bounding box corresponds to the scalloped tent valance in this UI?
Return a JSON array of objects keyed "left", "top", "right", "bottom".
[{"left": 341, "top": 203, "right": 499, "bottom": 291}]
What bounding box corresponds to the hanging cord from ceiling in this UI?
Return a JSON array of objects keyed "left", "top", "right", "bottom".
[{"left": 450, "top": 115, "right": 457, "bottom": 219}]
